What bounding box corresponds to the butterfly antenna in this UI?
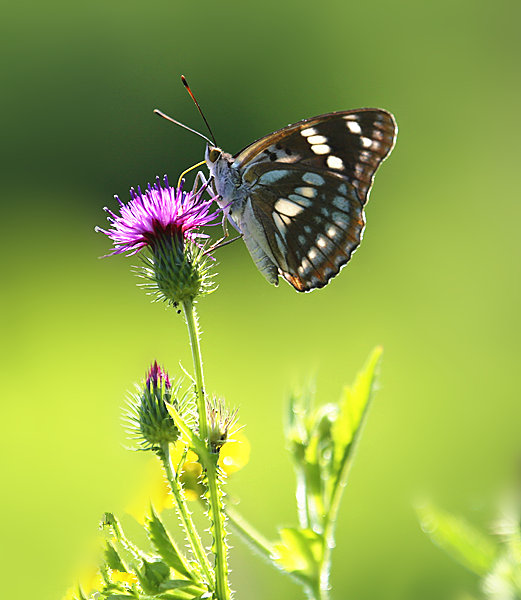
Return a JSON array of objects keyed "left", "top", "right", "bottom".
[
  {"left": 181, "top": 75, "right": 217, "bottom": 146},
  {"left": 153, "top": 109, "right": 213, "bottom": 145}
]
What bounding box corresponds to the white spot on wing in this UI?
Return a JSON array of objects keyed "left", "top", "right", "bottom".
[
  {"left": 273, "top": 212, "right": 287, "bottom": 235},
  {"left": 300, "top": 127, "right": 318, "bottom": 137},
  {"left": 258, "top": 170, "right": 290, "bottom": 184},
  {"left": 311, "top": 144, "right": 331, "bottom": 155},
  {"left": 346, "top": 120, "right": 362, "bottom": 134},
  {"left": 280, "top": 213, "right": 292, "bottom": 227},
  {"left": 288, "top": 194, "right": 312, "bottom": 208},
  {"left": 275, "top": 233, "right": 287, "bottom": 264},
  {"left": 274, "top": 198, "right": 305, "bottom": 217},
  {"left": 317, "top": 235, "right": 328, "bottom": 249},
  {"left": 302, "top": 172, "right": 325, "bottom": 186},
  {"left": 333, "top": 211, "right": 348, "bottom": 225},
  {"left": 307, "top": 134, "right": 328, "bottom": 145},
  {"left": 327, "top": 155, "right": 344, "bottom": 170},
  {"left": 360, "top": 136, "right": 373, "bottom": 148},
  {"left": 321, "top": 206, "right": 331, "bottom": 217},
  {"left": 308, "top": 248, "right": 318, "bottom": 260},
  {"left": 301, "top": 258, "right": 312, "bottom": 273},
  {"left": 327, "top": 225, "right": 341, "bottom": 239},
  {"left": 333, "top": 196, "right": 349, "bottom": 210},
  {"left": 294, "top": 186, "right": 317, "bottom": 199}
]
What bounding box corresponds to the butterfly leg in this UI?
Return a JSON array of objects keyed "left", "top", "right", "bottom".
[
  {"left": 192, "top": 171, "right": 216, "bottom": 199},
  {"left": 205, "top": 233, "right": 243, "bottom": 255}
]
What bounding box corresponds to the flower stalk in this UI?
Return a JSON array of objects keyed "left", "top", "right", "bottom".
[
  {"left": 159, "top": 442, "right": 214, "bottom": 587},
  {"left": 182, "top": 298, "right": 230, "bottom": 600}
]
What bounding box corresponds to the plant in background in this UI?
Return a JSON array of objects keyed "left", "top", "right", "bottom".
[
  {"left": 69, "top": 172, "right": 383, "bottom": 600},
  {"left": 417, "top": 494, "right": 521, "bottom": 600}
]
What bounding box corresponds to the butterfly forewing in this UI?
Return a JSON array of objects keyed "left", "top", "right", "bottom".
[
  {"left": 234, "top": 109, "right": 396, "bottom": 205},
  {"left": 228, "top": 109, "right": 396, "bottom": 291}
]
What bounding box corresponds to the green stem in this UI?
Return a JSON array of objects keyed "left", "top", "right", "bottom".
[
  {"left": 160, "top": 442, "right": 214, "bottom": 587},
  {"left": 319, "top": 390, "right": 375, "bottom": 600},
  {"left": 205, "top": 458, "right": 231, "bottom": 600},
  {"left": 182, "top": 300, "right": 208, "bottom": 443},
  {"left": 181, "top": 299, "right": 230, "bottom": 600}
]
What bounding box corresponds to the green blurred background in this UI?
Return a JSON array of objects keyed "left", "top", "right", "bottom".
[{"left": 2, "top": 0, "right": 520, "bottom": 598}]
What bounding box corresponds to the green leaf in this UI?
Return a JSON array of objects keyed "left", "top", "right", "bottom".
[
  {"left": 105, "top": 541, "right": 127, "bottom": 572},
  {"left": 159, "top": 579, "right": 202, "bottom": 590},
  {"left": 417, "top": 502, "right": 499, "bottom": 576},
  {"left": 76, "top": 587, "right": 88, "bottom": 600},
  {"left": 271, "top": 527, "right": 324, "bottom": 586},
  {"left": 137, "top": 558, "right": 171, "bottom": 594},
  {"left": 164, "top": 403, "right": 208, "bottom": 463},
  {"left": 331, "top": 346, "right": 382, "bottom": 472},
  {"left": 145, "top": 507, "right": 193, "bottom": 579}
]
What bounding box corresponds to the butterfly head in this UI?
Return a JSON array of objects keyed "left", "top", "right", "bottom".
[
  {"left": 205, "top": 144, "right": 223, "bottom": 166},
  {"left": 204, "top": 144, "right": 237, "bottom": 202}
]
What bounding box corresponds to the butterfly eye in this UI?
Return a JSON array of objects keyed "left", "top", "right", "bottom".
[{"left": 207, "top": 147, "right": 222, "bottom": 163}]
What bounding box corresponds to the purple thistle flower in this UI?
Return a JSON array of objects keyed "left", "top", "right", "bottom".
[
  {"left": 146, "top": 360, "right": 171, "bottom": 391},
  {"left": 96, "top": 175, "right": 221, "bottom": 256}
]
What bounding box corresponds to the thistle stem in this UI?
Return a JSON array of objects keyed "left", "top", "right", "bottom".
[
  {"left": 181, "top": 299, "right": 230, "bottom": 600},
  {"left": 160, "top": 442, "right": 214, "bottom": 586},
  {"left": 182, "top": 300, "right": 208, "bottom": 442}
]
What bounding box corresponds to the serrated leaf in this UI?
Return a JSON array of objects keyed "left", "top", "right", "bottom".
[
  {"left": 271, "top": 527, "right": 324, "bottom": 586},
  {"left": 105, "top": 541, "right": 127, "bottom": 572},
  {"left": 145, "top": 507, "right": 193, "bottom": 579},
  {"left": 417, "top": 502, "right": 499, "bottom": 576}
]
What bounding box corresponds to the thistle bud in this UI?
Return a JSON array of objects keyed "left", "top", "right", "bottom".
[{"left": 124, "top": 361, "right": 180, "bottom": 452}]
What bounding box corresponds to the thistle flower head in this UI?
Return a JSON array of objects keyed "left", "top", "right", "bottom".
[
  {"left": 97, "top": 175, "right": 221, "bottom": 304},
  {"left": 206, "top": 396, "right": 239, "bottom": 454},
  {"left": 97, "top": 175, "right": 220, "bottom": 255},
  {"left": 125, "top": 361, "right": 184, "bottom": 452}
]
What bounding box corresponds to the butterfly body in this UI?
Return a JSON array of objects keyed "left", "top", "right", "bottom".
[{"left": 205, "top": 109, "right": 397, "bottom": 292}]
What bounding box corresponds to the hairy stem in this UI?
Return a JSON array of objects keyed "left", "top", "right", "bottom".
[
  {"left": 182, "top": 300, "right": 208, "bottom": 443},
  {"left": 182, "top": 299, "right": 230, "bottom": 600},
  {"left": 160, "top": 442, "right": 214, "bottom": 587}
]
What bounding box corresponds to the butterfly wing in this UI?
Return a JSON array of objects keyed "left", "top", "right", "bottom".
[{"left": 232, "top": 109, "right": 396, "bottom": 292}]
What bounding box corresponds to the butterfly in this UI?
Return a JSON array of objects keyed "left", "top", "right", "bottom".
[{"left": 204, "top": 109, "right": 397, "bottom": 292}]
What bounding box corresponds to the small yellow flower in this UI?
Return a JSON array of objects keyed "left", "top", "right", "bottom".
[
  {"left": 219, "top": 430, "right": 251, "bottom": 475},
  {"left": 111, "top": 569, "right": 139, "bottom": 585},
  {"left": 126, "top": 431, "right": 251, "bottom": 519}
]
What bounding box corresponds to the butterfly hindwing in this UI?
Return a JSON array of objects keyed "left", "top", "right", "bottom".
[{"left": 242, "top": 165, "right": 365, "bottom": 291}]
